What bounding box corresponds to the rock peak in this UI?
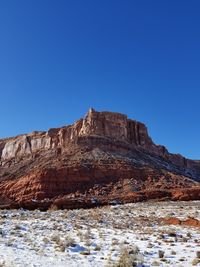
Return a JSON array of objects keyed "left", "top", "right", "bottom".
[
  {"left": 80, "top": 109, "right": 154, "bottom": 147},
  {"left": 88, "top": 107, "right": 96, "bottom": 114}
]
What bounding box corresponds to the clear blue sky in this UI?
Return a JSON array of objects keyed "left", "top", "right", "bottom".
[{"left": 0, "top": 1, "right": 199, "bottom": 159}]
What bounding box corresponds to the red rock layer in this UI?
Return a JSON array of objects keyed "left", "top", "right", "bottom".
[
  {"left": 0, "top": 109, "right": 199, "bottom": 210},
  {"left": 161, "top": 217, "right": 200, "bottom": 228}
]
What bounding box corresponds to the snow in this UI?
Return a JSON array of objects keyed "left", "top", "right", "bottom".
[{"left": 0, "top": 201, "right": 199, "bottom": 266}]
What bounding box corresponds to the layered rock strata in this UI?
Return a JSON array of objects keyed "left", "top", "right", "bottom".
[{"left": 0, "top": 108, "right": 199, "bottom": 210}]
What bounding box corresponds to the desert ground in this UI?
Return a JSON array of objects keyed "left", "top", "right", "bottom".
[{"left": 0, "top": 201, "right": 199, "bottom": 267}]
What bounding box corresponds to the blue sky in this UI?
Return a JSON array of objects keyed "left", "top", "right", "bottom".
[{"left": 0, "top": 1, "right": 199, "bottom": 159}]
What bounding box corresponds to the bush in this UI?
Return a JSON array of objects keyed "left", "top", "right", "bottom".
[
  {"left": 112, "top": 246, "right": 143, "bottom": 267},
  {"left": 158, "top": 250, "right": 165, "bottom": 258}
]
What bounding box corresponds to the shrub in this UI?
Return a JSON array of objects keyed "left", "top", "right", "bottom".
[
  {"left": 112, "top": 246, "right": 143, "bottom": 267},
  {"left": 158, "top": 250, "right": 165, "bottom": 258},
  {"left": 192, "top": 258, "right": 200, "bottom": 266},
  {"left": 196, "top": 251, "right": 200, "bottom": 259},
  {"left": 65, "top": 236, "right": 76, "bottom": 247},
  {"left": 51, "top": 234, "right": 60, "bottom": 244}
]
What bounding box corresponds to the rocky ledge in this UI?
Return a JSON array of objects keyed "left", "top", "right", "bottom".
[{"left": 0, "top": 108, "right": 199, "bottom": 210}]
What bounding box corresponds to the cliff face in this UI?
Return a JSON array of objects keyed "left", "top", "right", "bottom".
[
  {"left": 0, "top": 109, "right": 199, "bottom": 210},
  {"left": 0, "top": 108, "right": 153, "bottom": 161},
  {"left": 0, "top": 108, "right": 166, "bottom": 161}
]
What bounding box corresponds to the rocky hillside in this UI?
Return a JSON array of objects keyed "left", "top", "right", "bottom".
[{"left": 0, "top": 108, "right": 199, "bottom": 209}]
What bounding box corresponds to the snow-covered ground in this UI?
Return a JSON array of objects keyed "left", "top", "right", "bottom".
[{"left": 0, "top": 201, "right": 199, "bottom": 267}]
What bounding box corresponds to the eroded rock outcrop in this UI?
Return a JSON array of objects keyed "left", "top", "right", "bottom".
[
  {"left": 0, "top": 108, "right": 199, "bottom": 209},
  {"left": 161, "top": 217, "right": 200, "bottom": 227},
  {"left": 0, "top": 109, "right": 158, "bottom": 161}
]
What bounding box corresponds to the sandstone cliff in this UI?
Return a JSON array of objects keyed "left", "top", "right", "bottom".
[{"left": 0, "top": 108, "right": 199, "bottom": 209}]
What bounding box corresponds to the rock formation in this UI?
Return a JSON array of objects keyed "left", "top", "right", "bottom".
[{"left": 0, "top": 108, "right": 199, "bottom": 210}]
